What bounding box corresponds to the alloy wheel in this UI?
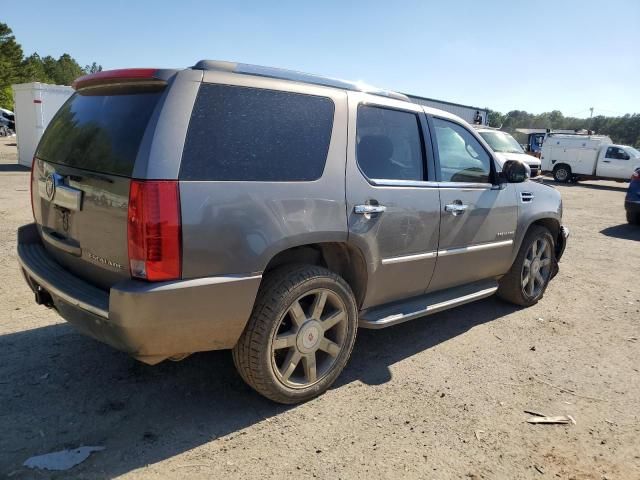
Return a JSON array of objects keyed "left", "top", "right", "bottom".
[
  {"left": 521, "top": 237, "right": 552, "bottom": 299},
  {"left": 271, "top": 289, "right": 348, "bottom": 389}
]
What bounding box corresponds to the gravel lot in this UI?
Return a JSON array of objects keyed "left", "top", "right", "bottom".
[{"left": 1, "top": 136, "right": 638, "bottom": 479}]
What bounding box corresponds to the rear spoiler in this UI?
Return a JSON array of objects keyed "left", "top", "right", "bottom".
[{"left": 72, "top": 69, "right": 166, "bottom": 91}]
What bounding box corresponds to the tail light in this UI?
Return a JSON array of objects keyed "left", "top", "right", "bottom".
[
  {"left": 632, "top": 169, "right": 640, "bottom": 181},
  {"left": 127, "top": 180, "right": 181, "bottom": 281},
  {"left": 30, "top": 157, "right": 36, "bottom": 220}
]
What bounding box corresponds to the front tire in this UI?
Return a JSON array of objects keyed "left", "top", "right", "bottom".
[
  {"left": 553, "top": 164, "right": 572, "bottom": 183},
  {"left": 497, "top": 226, "right": 555, "bottom": 307},
  {"left": 627, "top": 210, "right": 640, "bottom": 225},
  {"left": 232, "top": 265, "right": 358, "bottom": 404}
]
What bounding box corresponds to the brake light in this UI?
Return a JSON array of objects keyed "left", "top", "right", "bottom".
[
  {"left": 72, "top": 68, "right": 162, "bottom": 90},
  {"left": 127, "top": 180, "right": 181, "bottom": 281},
  {"left": 30, "top": 157, "right": 36, "bottom": 220},
  {"left": 632, "top": 169, "right": 640, "bottom": 181}
]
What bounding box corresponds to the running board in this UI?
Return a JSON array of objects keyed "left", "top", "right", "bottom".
[{"left": 359, "top": 281, "right": 498, "bottom": 329}]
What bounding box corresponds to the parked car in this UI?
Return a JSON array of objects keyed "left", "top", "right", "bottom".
[
  {"left": 541, "top": 132, "right": 640, "bottom": 182},
  {"left": 625, "top": 168, "right": 640, "bottom": 225},
  {"left": 473, "top": 126, "right": 542, "bottom": 177},
  {"left": 0, "top": 107, "right": 14, "bottom": 136},
  {"left": 17, "top": 61, "right": 569, "bottom": 403}
]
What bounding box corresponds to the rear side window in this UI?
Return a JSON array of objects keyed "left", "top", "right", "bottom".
[
  {"left": 180, "top": 84, "right": 335, "bottom": 181},
  {"left": 37, "top": 89, "right": 162, "bottom": 177},
  {"left": 356, "top": 105, "right": 425, "bottom": 181}
]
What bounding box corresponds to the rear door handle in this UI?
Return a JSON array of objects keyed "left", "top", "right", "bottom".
[
  {"left": 354, "top": 204, "right": 387, "bottom": 214},
  {"left": 444, "top": 203, "right": 468, "bottom": 216},
  {"left": 602, "top": 160, "right": 611, "bottom": 163}
]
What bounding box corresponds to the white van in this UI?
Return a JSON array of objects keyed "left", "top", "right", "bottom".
[
  {"left": 474, "top": 127, "right": 542, "bottom": 177},
  {"left": 541, "top": 133, "right": 640, "bottom": 182}
]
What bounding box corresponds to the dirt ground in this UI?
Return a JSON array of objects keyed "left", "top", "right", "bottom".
[{"left": 0, "top": 136, "right": 638, "bottom": 479}]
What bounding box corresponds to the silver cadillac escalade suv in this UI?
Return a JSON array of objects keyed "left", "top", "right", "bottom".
[{"left": 17, "top": 61, "right": 568, "bottom": 403}]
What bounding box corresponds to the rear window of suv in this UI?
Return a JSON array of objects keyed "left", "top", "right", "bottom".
[
  {"left": 36, "top": 87, "right": 162, "bottom": 177},
  {"left": 180, "top": 84, "right": 335, "bottom": 181}
]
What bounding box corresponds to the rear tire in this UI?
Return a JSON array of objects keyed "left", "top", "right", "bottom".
[
  {"left": 553, "top": 164, "right": 571, "bottom": 183},
  {"left": 232, "top": 265, "right": 358, "bottom": 404},
  {"left": 497, "top": 225, "right": 555, "bottom": 307},
  {"left": 627, "top": 210, "right": 640, "bottom": 225}
]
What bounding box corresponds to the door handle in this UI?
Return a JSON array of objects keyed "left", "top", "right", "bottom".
[
  {"left": 602, "top": 160, "right": 611, "bottom": 163},
  {"left": 444, "top": 203, "right": 468, "bottom": 216},
  {"left": 354, "top": 204, "right": 387, "bottom": 215}
]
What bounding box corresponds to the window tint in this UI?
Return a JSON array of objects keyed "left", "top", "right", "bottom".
[
  {"left": 356, "top": 106, "right": 425, "bottom": 181},
  {"left": 37, "top": 89, "right": 162, "bottom": 176},
  {"left": 433, "top": 118, "right": 492, "bottom": 183},
  {"left": 180, "top": 84, "right": 334, "bottom": 181}
]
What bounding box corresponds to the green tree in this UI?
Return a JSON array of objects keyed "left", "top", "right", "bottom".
[
  {"left": 487, "top": 109, "right": 504, "bottom": 127},
  {"left": 52, "top": 53, "right": 85, "bottom": 85},
  {"left": 84, "top": 62, "right": 102, "bottom": 74},
  {"left": 20, "top": 53, "right": 53, "bottom": 83},
  {"left": 0, "top": 23, "right": 24, "bottom": 109}
]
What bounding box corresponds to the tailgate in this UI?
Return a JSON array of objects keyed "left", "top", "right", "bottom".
[{"left": 32, "top": 82, "right": 165, "bottom": 290}]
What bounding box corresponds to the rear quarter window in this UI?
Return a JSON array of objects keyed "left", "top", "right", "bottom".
[{"left": 180, "top": 84, "right": 335, "bottom": 181}]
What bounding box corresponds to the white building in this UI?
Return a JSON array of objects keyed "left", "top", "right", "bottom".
[{"left": 405, "top": 94, "right": 488, "bottom": 125}]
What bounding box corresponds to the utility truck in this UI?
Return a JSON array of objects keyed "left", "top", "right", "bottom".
[{"left": 541, "top": 133, "right": 640, "bottom": 182}]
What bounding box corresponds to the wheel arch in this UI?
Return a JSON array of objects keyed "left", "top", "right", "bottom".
[
  {"left": 512, "top": 215, "right": 562, "bottom": 264},
  {"left": 262, "top": 242, "right": 368, "bottom": 308}
]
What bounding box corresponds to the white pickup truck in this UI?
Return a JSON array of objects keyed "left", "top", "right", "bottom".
[
  {"left": 541, "top": 133, "right": 640, "bottom": 182},
  {"left": 474, "top": 126, "right": 542, "bottom": 177}
]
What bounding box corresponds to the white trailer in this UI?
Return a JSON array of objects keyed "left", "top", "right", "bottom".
[
  {"left": 12, "top": 82, "right": 74, "bottom": 167},
  {"left": 541, "top": 133, "right": 640, "bottom": 182}
]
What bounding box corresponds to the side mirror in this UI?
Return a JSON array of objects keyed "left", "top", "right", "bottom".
[{"left": 502, "top": 160, "right": 529, "bottom": 183}]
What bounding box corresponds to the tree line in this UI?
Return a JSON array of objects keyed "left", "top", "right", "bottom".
[
  {"left": 0, "top": 22, "right": 102, "bottom": 110},
  {"left": 2, "top": 21, "right": 638, "bottom": 146},
  {"left": 488, "top": 109, "right": 640, "bottom": 148}
]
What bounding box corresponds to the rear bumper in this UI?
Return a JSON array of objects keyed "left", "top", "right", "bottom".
[
  {"left": 625, "top": 200, "right": 640, "bottom": 213},
  {"left": 17, "top": 223, "right": 261, "bottom": 364}
]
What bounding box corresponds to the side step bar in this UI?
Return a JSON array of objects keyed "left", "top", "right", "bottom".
[{"left": 359, "top": 281, "right": 498, "bottom": 329}]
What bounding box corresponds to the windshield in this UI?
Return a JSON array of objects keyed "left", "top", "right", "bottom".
[
  {"left": 479, "top": 131, "right": 524, "bottom": 154},
  {"left": 626, "top": 146, "right": 640, "bottom": 157}
]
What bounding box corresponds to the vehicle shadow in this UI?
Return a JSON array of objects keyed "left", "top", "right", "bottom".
[
  {"left": 0, "top": 163, "right": 29, "bottom": 172},
  {"left": 543, "top": 178, "right": 629, "bottom": 193},
  {"left": 600, "top": 223, "right": 640, "bottom": 241},
  {"left": 0, "top": 297, "right": 517, "bottom": 477}
]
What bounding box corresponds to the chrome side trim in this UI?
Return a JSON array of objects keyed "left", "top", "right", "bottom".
[
  {"left": 381, "top": 251, "right": 437, "bottom": 265},
  {"left": 370, "top": 179, "right": 440, "bottom": 188},
  {"left": 438, "top": 182, "right": 492, "bottom": 189},
  {"left": 438, "top": 239, "right": 513, "bottom": 257}
]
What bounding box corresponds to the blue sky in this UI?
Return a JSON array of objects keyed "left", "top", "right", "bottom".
[{"left": 5, "top": 0, "right": 639, "bottom": 116}]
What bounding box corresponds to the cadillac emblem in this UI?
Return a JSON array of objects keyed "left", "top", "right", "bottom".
[{"left": 45, "top": 174, "right": 56, "bottom": 201}]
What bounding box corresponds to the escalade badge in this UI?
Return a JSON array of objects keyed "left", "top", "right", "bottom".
[{"left": 45, "top": 174, "right": 56, "bottom": 201}]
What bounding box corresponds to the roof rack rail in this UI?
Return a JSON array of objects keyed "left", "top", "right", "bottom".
[
  {"left": 547, "top": 129, "right": 595, "bottom": 136},
  {"left": 192, "top": 60, "right": 410, "bottom": 102}
]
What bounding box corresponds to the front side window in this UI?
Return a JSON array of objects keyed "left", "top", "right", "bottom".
[
  {"left": 356, "top": 105, "right": 425, "bottom": 181},
  {"left": 606, "top": 147, "right": 629, "bottom": 160},
  {"left": 180, "top": 84, "right": 335, "bottom": 181},
  {"left": 433, "top": 118, "right": 492, "bottom": 183}
]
